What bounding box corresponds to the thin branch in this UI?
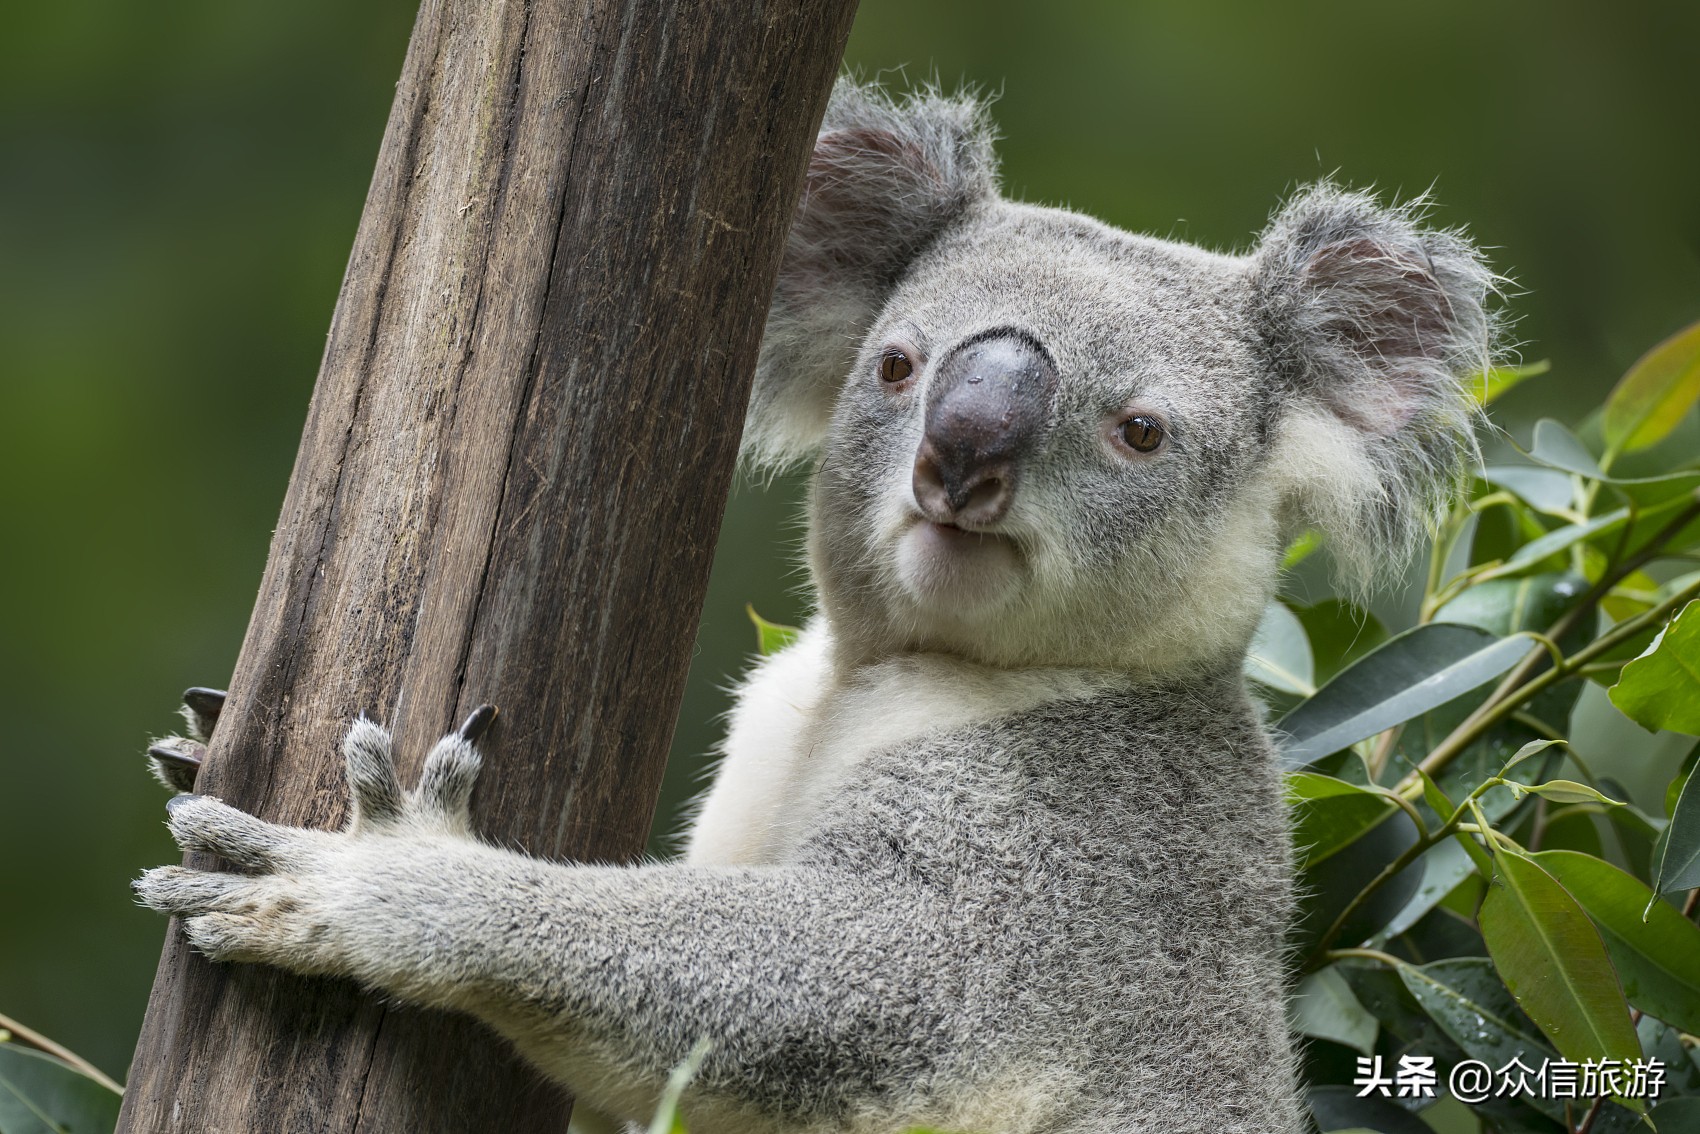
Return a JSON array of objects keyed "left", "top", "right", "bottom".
[
  {"left": 1398, "top": 574, "right": 1700, "bottom": 794},
  {"left": 0, "top": 1010, "right": 124, "bottom": 1094}
]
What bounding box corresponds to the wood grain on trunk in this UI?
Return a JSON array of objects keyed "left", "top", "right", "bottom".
[{"left": 116, "top": 1, "right": 857, "bottom": 1130}]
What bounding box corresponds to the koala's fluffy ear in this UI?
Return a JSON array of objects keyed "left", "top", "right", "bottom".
[
  {"left": 1251, "top": 183, "right": 1498, "bottom": 585},
  {"left": 742, "top": 81, "right": 999, "bottom": 468}
]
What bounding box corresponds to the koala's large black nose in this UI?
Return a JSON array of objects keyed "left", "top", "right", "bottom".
[{"left": 913, "top": 331, "right": 1057, "bottom": 528}]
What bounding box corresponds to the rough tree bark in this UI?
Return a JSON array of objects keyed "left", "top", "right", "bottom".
[{"left": 116, "top": 1, "right": 858, "bottom": 1130}]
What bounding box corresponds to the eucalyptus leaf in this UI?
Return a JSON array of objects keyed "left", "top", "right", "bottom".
[
  {"left": 1307, "top": 1085, "right": 1437, "bottom": 1134},
  {"left": 1246, "top": 599, "right": 1315, "bottom": 696},
  {"left": 0, "top": 1043, "right": 122, "bottom": 1134},
  {"left": 1528, "top": 418, "right": 1606, "bottom": 479},
  {"left": 1647, "top": 1096, "right": 1700, "bottom": 1133},
  {"left": 1294, "top": 795, "right": 1423, "bottom": 953},
  {"left": 1655, "top": 751, "right": 1700, "bottom": 896},
  {"left": 1608, "top": 599, "right": 1700, "bottom": 736},
  {"left": 1287, "top": 773, "right": 1398, "bottom": 868},
  {"left": 1499, "top": 739, "right": 1565, "bottom": 779},
  {"left": 1489, "top": 510, "right": 1626, "bottom": 576},
  {"left": 1392, "top": 957, "right": 1568, "bottom": 1122},
  {"left": 1471, "top": 359, "right": 1551, "bottom": 406},
  {"left": 1435, "top": 575, "right": 1588, "bottom": 639},
  {"left": 1292, "top": 966, "right": 1378, "bottom": 1055},
  {"left": 1530, "top": 849, "right": 1700, "bottom": 1035},
  {"left": 1295, "top": 600, "right": 1388, "bottom": 686},
  {"left": 1283, "top": 529, "right": 1322, "bottom": 569},
  {"left": 1478, "top": 850, "right": 1643, "bottom": 1073},
  {"left": 646, "top": 1037, "right": 711, "bottom": 1134},
  {"left": 1432, "top": 574, "right": 1590, "bottom": 728},
  {"left": 1277, "top": 624, "right": 1527, "bottom": 768},
  {"left": 1667, "top": 742, "right": 1699, "bottom": 816},
  {"left": 1395, "top": 957, "right": 1552, "bottom": 1061},
  {"left": 1523, "top": 418, "right": 1700, "bottom": 493},
  {"left": 1481, "top": 465, "right": 1577, "bottom": 517},
  {"left": 1505, "top": 779, "right": 1624, "bottom": 806},
  {"left": 745, "top": 604, "right": 800, "bottom": 657},
  {"left": 1603, "top": 316, "right": 1700, "bottom": 455},
  {"left": 1380, "top": 837, "right": 1477, "bottom": 941}
]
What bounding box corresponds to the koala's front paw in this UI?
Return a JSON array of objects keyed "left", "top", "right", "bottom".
[
  {"left": 135, "top": 708, "right": 495, "bottom": 978},
  {"left": 145, "top": 686, "right": 227, "bottom": 793}
]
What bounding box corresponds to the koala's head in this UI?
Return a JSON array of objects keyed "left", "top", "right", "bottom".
[{"left": 747, "top": 81, "right": 1497, "bottom": 675}]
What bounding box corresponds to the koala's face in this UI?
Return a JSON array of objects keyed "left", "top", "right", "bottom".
[
  {"left": 811, "top": 203, "right": 1285, "bottom": 671},
  {"left": 749, "top": 83, "right": 1492, "bottom": 674}
]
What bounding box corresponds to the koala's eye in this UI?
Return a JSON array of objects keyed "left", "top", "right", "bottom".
[
  {"left": 878, "top": 348, "right": 915, "bottom": 386},
  {"left": 1117, "top": 415, "right": 1166, "bottom": 454}
]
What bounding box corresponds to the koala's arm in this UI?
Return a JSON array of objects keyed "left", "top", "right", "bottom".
[{"left": 136, "top": 717, "right": 958, "bottom": 1124}]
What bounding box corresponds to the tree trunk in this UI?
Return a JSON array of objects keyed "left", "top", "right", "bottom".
[{"left": 116, "top": 1, "right": 856, "bottom": 1130}]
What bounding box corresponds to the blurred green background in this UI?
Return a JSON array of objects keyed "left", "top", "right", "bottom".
[{"left": 2, "top": 0, "right": 1696, "bottom": 1086}]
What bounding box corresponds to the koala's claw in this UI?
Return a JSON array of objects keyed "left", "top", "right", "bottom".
[
  {"left": 457, "top": 703, "right": 498, "bottom": 744},
  {"left": 146, "top": 686, "right": 227, "bottom": 794},
  {"left": 148, "top": 738, "right": 206, "bottom": 794},
  {"left": 137, "top": 713, "right": 492, "bottom": 968},
  {"left": 180, "top": 687, "right": 227, "bottom": 744}
]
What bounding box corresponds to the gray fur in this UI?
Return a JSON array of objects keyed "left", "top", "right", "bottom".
[{"left": 137, "top": 79, "right": 1495, "bottom": 1132}]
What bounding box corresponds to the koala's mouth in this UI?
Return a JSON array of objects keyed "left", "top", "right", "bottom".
[{"left": 893, "top": 517, "right": 1024, "bottom": 611}]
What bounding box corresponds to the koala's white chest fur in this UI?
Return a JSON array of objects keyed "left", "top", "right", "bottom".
[{"left": 682, "top": 620, "right": 1112, "bottom": 866}]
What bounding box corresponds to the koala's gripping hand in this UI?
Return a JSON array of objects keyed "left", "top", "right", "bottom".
[
  {"left": 146, "top": 687, "right": 226, "bottom": 793},
  {"left": 135, "top": 707, "right": 972, "bottom": 1128},
  {"left": 135, "top": 709, "right": 495, "bottom": 993}
]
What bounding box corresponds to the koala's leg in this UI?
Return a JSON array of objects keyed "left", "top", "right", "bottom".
[
  {"left": 145, "top": 686, "right": 226, "bottom": 792},
  {"left": 136, "top": 715, "right": 972, "bottom": 1132}
]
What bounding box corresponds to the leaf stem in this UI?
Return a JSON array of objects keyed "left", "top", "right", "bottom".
[
  {"left": 1302, "top": 780, "right": 1503, "bottom": 968},
  {"left": 1397, "top": 575, "right": 1700, "bottom": 796},
  {"left": 0, "top": 1010, "right": 123, "bottom": 1094}
]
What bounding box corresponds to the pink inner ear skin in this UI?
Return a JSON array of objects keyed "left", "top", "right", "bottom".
[
  {"left": 1330, "top": 369, "right": 1426, "bottom": 438},
  {"left": 1304, "top": 237, "right": 1455, "bottom": 437},
  {"left": 807, "top": 127, "right": 940, "bottom": 196}
]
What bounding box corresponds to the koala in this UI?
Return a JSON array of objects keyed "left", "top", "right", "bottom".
[{"left": 138, "top": 80, "right": 1494, "bottom": 1133}]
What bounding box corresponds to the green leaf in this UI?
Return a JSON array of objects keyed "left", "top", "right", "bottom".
[
  {"left": 646, "top": 1038, "right": 711, "bottom": 1134},
  {"left": 1499, "top": 738, "right": 1565, "bottom": 778},
  {"left": 1283, "top": 529, "right": 1322, "bottom": 569},
  {"left": 1655, "top": 749, "right": 1700, "bottom": 896},
  {"left": 744, "top": 604, "right": 800, "bottom": 657},
  {"left": 1286, "top": 773, "right": 1398, "bottom": 868},
  {"left": 1470, "top": 359, "right": 1551, "bottom": 405},
  {"left": 1277, "top": 623, "right": 1527, "bottom": 768},
  {"left": 1292, "top": 966, "right": 1378, "bottom": 1054},
  {"left": 1481, "top": 465, "right": 1576, "bottom": 517},
  {"left": 1666, "top": 741, "right": 1699, "bottom": 817},
  {"left": 0, "top": 1043, "right": 121, "bottom": 1134},
  {"left": 1521, "top": 418, "right": 1700, "bottom": 494},
  {"left": 1604, "top": 316, "right": 1700, "bottom": 454},
  {"left": 1485, "top": 509, "right": 1627, "bottom": 577},
  {"left": 1609, "top": 599, "right": 1700, "bottom": 736},
  {"left": 1528, "top": 418, "right": 1607, "bottom": 479},
  {"left": 1436, "top": 575, "right": 1589, "bottom": 639},
  {"left": 1245, "top": 600, "right": 1315, "bottom": 696},
  {"left": 1307, "top": 1086, "right": 1438, "bottom": 1134},
  {"left": 1394, "top": 957, "right": 1554, "bottom": 1064},
  {"left": 1505, "top": 779, "right": 1624, "bottom": 806},
  {"left": 1295, "top": 599, "right": 1388, "bottom": 686},
  {"left": 1530, "top": 849, "right": 1700, "bottom": 1035},
  {"left": 1648, "top": 1096, "right": 1700, "bottom": 1132},
  {"left": 1380, "top": 837, "right": 1477, "bottom": 940},
  {"left": 1419, "top": 769, "right": 1455, "bottom": 820},
  {"left": 1478, "top": 850, "right": 1643, "bottom": 1073}
]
